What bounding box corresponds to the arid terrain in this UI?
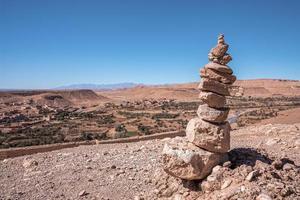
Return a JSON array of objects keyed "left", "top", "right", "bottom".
[
  {"left": 1, "top": 79, "right": 300, "bottom": 149},
  {"left": 1, "top": 79, "right": 300, "bottom": 199},
  {"left": 0, "top": 123, "right": 299, "bottom": 199}
]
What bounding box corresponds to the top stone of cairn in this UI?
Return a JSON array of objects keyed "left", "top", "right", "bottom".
[{"left": 208, "top": 34, "right": 232, "bottom": 65}]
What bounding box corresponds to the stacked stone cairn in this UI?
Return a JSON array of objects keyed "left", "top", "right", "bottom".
[{"left": 162, "top": 34, "right": 236, "bottom": 180}]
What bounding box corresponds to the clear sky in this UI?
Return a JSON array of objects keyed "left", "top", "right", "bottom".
[{"left": 1, "top": 0, "right": 300, "bottom": 89}]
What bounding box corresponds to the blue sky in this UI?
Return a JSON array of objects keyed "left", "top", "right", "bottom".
[{"left": 1, "top": 0, "right": 300, "bottom": 89}]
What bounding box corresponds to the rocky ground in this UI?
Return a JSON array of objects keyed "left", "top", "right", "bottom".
[{"left": 1, "top": 123, "right": 300, "bottom": 200}]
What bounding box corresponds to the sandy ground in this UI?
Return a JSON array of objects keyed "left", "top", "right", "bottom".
[{"left": 1, "top": 123, "right": 300, "bottom": 200}]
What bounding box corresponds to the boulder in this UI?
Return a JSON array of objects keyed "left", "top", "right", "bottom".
[
  {"left": 197, "top": 104, "right": 229, "bottom": 123},
  {"left": 162, "top": 137, "right": 226, "bottom": 180},
  {"left": 186, "top": 118, "right": 230, "bottom": 153},
  {"left": 204, "top": 62, "right": 233, "bottom": 74},
  {"left": 200, "top": 68, "right": 236, "bottom": 84},
  {"left": 199, "top": 92, "right": 226, "bottom": 108},
  {"left": 198, "top": 78, "right": 230, "bottom": 96}
]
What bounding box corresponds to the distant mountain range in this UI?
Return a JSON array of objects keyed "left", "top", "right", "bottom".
[{"left": 55, "top": 82, "right": 142, "bottom": 90}]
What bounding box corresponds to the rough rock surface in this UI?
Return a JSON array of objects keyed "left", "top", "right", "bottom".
[
  {"left": 200, "top": 67, "right": 236, "bottom": 84},
  {"left": 162, "top": 137, "right": 225, "bottom": 180},
  {"left": 208, "top": 34, "right": 234, "bottom": 66},
  {"left": 198, "top": 78, "right": 230, "bottom": 96},
  {"left": 197, "top": 104, "right": 229, "bottom": 123},
  {"left": 204, "top": 62, "right": 233, "bottom": 75},
  {"left": 199, "top": 91, "right": 226, "bottom": 108},
  {"left": 186, "top": 118, "right": 230, "bottom": 153},
  {"left": 211, "top": 43, "right": 228, "bottom": 58}
]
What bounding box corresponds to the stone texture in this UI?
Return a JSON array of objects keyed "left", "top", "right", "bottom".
[
  {"left": 217, "top": 34, "right": 225, "bottom": 44},
  {"left": 198, "top": 78, "right": 230, "bottom": 96},
  {"left": 162, "top": 34, "right": 235, "bottom": 182},
  {"left": 186, "top": 118, "right": 230, "bottom": 153},
  {"left": 200, "top": 67, "right": 236, "bottom": 84},
  {"left": 211, "top": 43, "right": 228, "bottom": 58},
  {"left": 197, "top": 104, "right": 229, "bottom": 123},
  {"left": 162, "top": 137, "right": 225, "bottom": 180},
  {"left": 208, "top": 34, "right": 233, "bottom": 66},
  {"left": 219, "top": 53, "right": 232, "bottom": 65},
  {"left": 199, "top": 91, "right": 226, "bottom": 108},
  {"left": 205, "top": 62, "right": 233, "bottom": 75}
]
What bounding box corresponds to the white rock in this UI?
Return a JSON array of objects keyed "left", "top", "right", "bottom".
[
  {"left": 256, "top": 193, "right": 272, "bottom": 200},
  {"left": 221, "top": 179, "right": 232, "bottom": 189}
]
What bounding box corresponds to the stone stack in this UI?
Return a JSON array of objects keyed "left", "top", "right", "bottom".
[{"left": 162, "top": 34, "right": 236, "bottom": 180}]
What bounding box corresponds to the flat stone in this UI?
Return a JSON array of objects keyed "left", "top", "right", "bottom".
[
  {"left": 197, "top": 104, "right": 229, "bottom": 123},
  {"left": 199, "top": 92, "right": 226, "bottom": 108},
  {"left": 162, "top": 137, "right": 225, "bottom": 180},
  {"left": 198, "top": 78, "right": 230, "bottom": 96},
  {"left": 186, "top": 118, "right": 230, "bottom": 153},
  {"left": 205, "top": 62, "right": 233, "bottom": 74},
  {"left": 200, "top": 67, "right": 236, "bottom": 84}
]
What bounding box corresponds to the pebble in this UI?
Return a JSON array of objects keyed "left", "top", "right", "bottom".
[
  {"left": 134, "top": 196, "right": 143, "bottom": 200},
  {"left": 78, "top": 190, "right": 88, "bottom": 197},
  {"left": 110, "top": 165, "right": 116, "bottom": 169},
  {"left": 256, "top": 193, "right": 272, "bottom": 200},
  {"left": 240, "top": 185, "right": 246, "bottom": 192},
  {"left": 246, "top": 170, "right": 259, "bottom": 181},
  {"left": 266, "top": 138, "right": 280, "bottom": 146},
  {"left": 23, "top": 159, "right": 38, "bottom": 169},
  {"left": 282, "top": 163, "right": 293, "bottom": 171},
  {"left": 223, "top": 161, "right": 232, "bottom": 168},
  {"left": 221, "top": 179, "right": 232, "bottom": 189},
  {"left": 116, "top": 170, "right": 125, "bottom": 176}
]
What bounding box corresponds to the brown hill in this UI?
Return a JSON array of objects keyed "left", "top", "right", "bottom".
[
  {"left": 57, "top": 89, "right": 109, "bottom": 102},
  {"left": 98, "top": 79, "right": 300, "bottom": 101},
  {"left": 234, "top": 79, "right": 300, "bottom": 97},
  {"left": 0, "top": 90, "right": 110, "bottom": 108}
]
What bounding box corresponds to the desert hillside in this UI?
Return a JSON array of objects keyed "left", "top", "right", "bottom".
[
  {"left": 1, "top": 79, "right": 300, "bottom": 149},
  {"left": 1, "top": 79, "right": 300, "bottom": 199},
  {"left": 98, "top": 79, "right": 300, "bottom": 101}
]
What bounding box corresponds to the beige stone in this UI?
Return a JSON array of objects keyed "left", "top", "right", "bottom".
[
  {"left": 218, "top": 34, "right": 225, "bottom": 44},
  {"left": 205, "top": 62, "right": 233, "bottom": 74},
  {"left": 200, "top": 67, "right": 236, "bottom": 84},
  {"left": 199, "top": 91, "right": 226, "bottom": 108},
  {"left": 197, "top": 104, "right": 229, "bottom": 123},
  {"left": 198, "top": 78, "right": 230, "bottom": 96},
  {"left": 256, "top": 194, "right": 272, "bottom": 200},
  {"left": 162, "top": 137, "right": 225, "bottom": 180},
  {"left": 186, "top": 118, "right": 230, "bottom": 153}
]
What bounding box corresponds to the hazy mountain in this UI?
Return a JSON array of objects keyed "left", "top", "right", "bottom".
[{"left": 55, "top": 83, "right": 141, "bottom": 90}]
